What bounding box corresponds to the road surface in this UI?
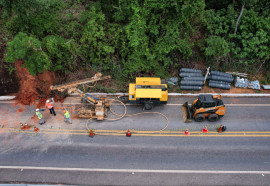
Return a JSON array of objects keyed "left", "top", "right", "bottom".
[{"left": 0, "top": 96, "right": 270, "bottom": 185}]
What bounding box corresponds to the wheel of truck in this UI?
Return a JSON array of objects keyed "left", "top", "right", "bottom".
[
  {"left": 208, "top": 114, "right": 219, "bottom": 122},
  {"left": 195, "top": 114, "right": 205, "bottom": 122},
  {"left": 144, "top": 103, "right": 153, "bottom": 110},
  {"left": 118, "top": 96, "right": 128, "bottom": 103}
]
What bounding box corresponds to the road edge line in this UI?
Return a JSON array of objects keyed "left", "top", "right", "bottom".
[{"left": 0, "top": 166, "right": 270, "bottom": 174}]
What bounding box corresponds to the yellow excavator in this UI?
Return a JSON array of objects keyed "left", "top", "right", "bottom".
[
  {"left": 50, "top": 73, "right": 111, "bottom": 120},
  {"left": 182, "top": 94, "right": 226, "bottom": 122}
]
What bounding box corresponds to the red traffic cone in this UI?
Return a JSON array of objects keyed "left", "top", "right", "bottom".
[
  {"left": 20, "top": 123, "right": 26, "bottom": 130},
  {"left": 126, "top": 129, "right": 131, "bottom": 137},
  {"left": 89, "top": 129, "right": 95, "bottom": 138},
  {"left": 33, "top": 126, "right": 39, "bottom": 133},
  {"left": 218, "top": 125, "right": 223, "bottom": 133},
  {"left": 184, "top": 129, "right": 190, "bottom": 136},
  {"left": 202, "top": 126, "right": 208, "bottom": 133},
  {"left": 25, "top": 124, "right": 31, "bottom": 130}
]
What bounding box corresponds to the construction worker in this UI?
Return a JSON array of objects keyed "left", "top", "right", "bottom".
[
  {"left": 46, "top": 98, "right": 56, "bottom": 116},
  {"left": 36, "top": 109, "right": 45, "bottom": 125},
  {"left": 63, "top": 108, "right": 72, "bottom": 124}
]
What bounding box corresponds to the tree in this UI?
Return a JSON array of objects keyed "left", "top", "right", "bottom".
[
  {"left": 205, "top": 36, "right": 230, "bottom": 60},
  {"left": 5, "top": 32, "right": 51, "bottom": 75},
  {"left": 43, "top": 35, "right": 78, "bottom": 71},
  {"left": 80, "top": 3, "right": 116, "bottom": 70},
  {"left": 0, "top": 0, "right": 62, "bottom": 38}
]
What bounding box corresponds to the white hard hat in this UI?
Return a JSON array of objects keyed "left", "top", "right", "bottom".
[
  {"left": 36, "top": 109, "right": 39, "bottom": 112},
  {"left": 46, "top": 100, "right": 50, "bottom": 103}
]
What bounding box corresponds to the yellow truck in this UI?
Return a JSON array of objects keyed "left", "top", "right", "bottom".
[{"left": 127, "top": 77, "right": 168, "bottom": 110}]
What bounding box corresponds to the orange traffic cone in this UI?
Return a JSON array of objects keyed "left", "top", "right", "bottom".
[
  {"left": 33, "top": 126, "right": 39, "bottom": 133},
  {"left": 217, "top": 125, "right": 227, "bottom": 132},
  {"left": 126, "top": 129, "right": 131, "bottom": 137},
  {"left": 184, "top": 129, "right": 190, "bottom": 136},
  {"left": 20, "top": 123, "right": 25, "bottom": 130},
  {"left": 89, "top": 129, "right": 95, "bottom": 138},
  {"left": 21, "top": 123, "right": 30, "bottom": 130},
  {"left": 202, "top": 126, "right": 208, "bottom": 133},
  {"left": 25, "top": 124, "right": 30, "bottom": 130},
  {"left": 218, "top": 125, "right": 223, "bottom": 133}
]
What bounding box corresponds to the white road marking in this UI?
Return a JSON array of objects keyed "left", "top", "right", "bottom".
[{"left": 0, "top": 166, "right": 270, "bottom": 174}]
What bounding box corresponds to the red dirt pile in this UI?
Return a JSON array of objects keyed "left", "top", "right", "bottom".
[{"left": 15, "top": 60, "right": 56, "bottom": 107}]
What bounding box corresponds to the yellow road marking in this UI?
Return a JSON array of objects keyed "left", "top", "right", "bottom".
[
  {"left": 6, "top": 130, "right": 270, "bottom": 137},
  {"left": 5, "top": 127, "right": 270, "bottom": 134}
]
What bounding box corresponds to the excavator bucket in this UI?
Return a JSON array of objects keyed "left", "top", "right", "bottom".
[{"left": 182, "top": 102, "right": 193, "bottom": 123}]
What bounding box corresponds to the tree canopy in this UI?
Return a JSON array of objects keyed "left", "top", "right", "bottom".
[{"left": 1, "top": 0, "right": 269, "bottom": 78}]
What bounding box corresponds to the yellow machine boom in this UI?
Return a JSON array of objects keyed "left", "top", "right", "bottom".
[{"left": 50, "top": 74, "right": 111, "bottom": 92}]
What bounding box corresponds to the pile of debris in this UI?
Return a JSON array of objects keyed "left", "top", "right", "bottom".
[
  {"left": 208, "top": 70, "right": 234, "bottom": 90},
  {"left": 179, "top": 68, "right": 204, "bottom": 90},
  {"left": 15, "top": 60, "right": 60, "bottom": 106}
]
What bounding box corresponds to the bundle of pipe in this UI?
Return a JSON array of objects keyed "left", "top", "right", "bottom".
[
  {"left": 211, "top": 71, "right": 233, "bottom": 78},
  {"left": 208, "top": 80, "right": 231, "bottom": 90},
  {"left": 180, "top": 68, "right": 202, "bottom": 73},
  {"left": 182, "top": 77, "right": 205, "bottom": 81},
  {"left": 179, "top": 72, "right": 204, "bottom": 78},
  {"left": 180, "top": 80, "right": 204, "bottom": 86},
  {"left": 208, "top": 70, "right": 234, "bottom": 89},
  {"left": 211, "top": 75, "right": 234, "bottom": 83},
  {"left": 179, "top": 68, "right": 204, "bottom": 90},
  {"left": 180, "top": 86, "right": 202, "bottom": 90}
]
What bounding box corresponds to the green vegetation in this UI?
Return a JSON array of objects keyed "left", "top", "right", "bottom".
[
  {"left": 5, "top": 32, "right": 51, "bottom": 75},
  {"left": 0, "top": 0, "right": 269, "bottom": 81}
]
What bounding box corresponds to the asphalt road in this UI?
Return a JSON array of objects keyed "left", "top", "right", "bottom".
[{"left": 0, "top": 96, "right": 270, "bottom": 185}]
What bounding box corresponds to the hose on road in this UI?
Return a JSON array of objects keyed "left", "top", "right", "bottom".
[{"left": 85, "top": 98, "right": 169, "bottom": 134}]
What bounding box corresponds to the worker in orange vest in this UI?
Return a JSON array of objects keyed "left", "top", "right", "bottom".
[{"left": 46, "top": 98, "right": 56, "bottom": 116}]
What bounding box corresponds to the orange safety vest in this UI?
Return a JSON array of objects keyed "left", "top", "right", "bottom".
[{"left": 46, "top": 102, "right": 53, "bottom": 109}]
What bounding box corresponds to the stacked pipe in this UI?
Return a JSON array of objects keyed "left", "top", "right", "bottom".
[
  {"left": 208, "top": 70, "right": 234, "bottom": 90},
  {"left": 179, "top": 68, "right": 204, "bottom": 90}
]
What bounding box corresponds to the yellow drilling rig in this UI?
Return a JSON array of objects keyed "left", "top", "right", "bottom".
[{"left": 50, "top": 73, "right": 111, "bottom": 120}]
